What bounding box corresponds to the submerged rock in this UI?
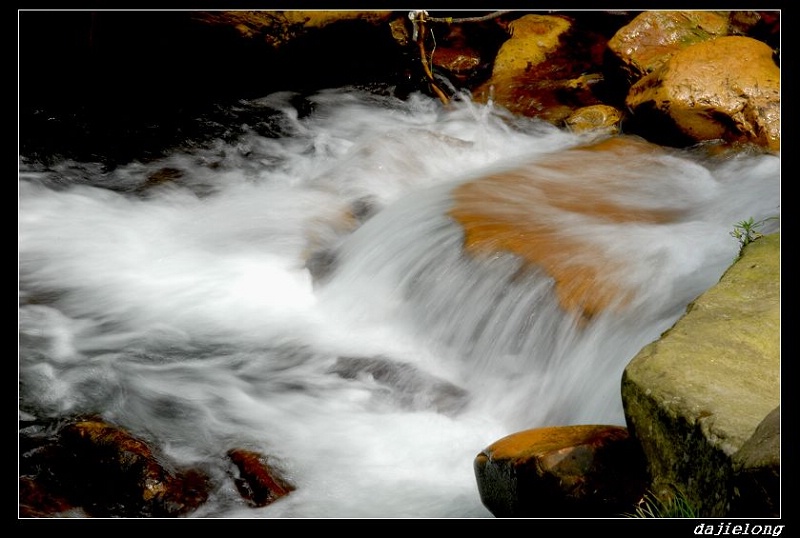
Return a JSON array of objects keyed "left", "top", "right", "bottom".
[
  {"left": 448, "top": 136, "right": 683, "bottom": 322},
  {"left": 329, "top": 356, "right": 469, "bottom": 415}
]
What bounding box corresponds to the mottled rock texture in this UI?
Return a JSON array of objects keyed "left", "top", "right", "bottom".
[{"left": 622, "top": 232, "right": 780, "bottom": 517}]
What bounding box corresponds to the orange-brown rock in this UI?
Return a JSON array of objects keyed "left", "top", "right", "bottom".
[
  {"left": 471, "top": 14, "right": 605, "bottom": 124},
  {"left": 474, "top": 424, "right": 647, "bottom": 517},
  {"left": 564, "top": 104, "right": 623, "bottom": 134},
  {"left": 448, "top": 136, "right": 681, "bottom": 322},
  {"left": 607, "top": 11, "right": 730, "bottom": 77},
  {"left": 492, "top": 15, "right": 572, "bottom": 73},
  {"left": 228, "top": 448, "right": 295, "bottom": 508},
  {"left": 431, "top": 46, "right": 484, "bottom": 84},
  {"left": 423, "top": 24, "right": 489, "bottom": 85},
  {"left": 626, "top": 36, "right": 780, "bottom": 151}
]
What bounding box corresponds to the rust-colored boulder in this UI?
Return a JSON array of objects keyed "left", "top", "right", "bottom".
[
  {"left": 228, "top": 448, "right": 295, "bottom": 508},
  {"left": 474, "top": 425, "right": 647, "bottom": 517},
  {"left": 626, "top": 36, "right": 780, "bottom": 151},
  {"left": 471, "top": 14, "right": 606, "bottom": 124}
]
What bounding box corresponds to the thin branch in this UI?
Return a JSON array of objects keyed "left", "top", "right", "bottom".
[
  {"left": 408, "top": 10, "right": 512, "bottom": 105},
  {"left": 426, "top": 11, "right": 513, "bottom": 24},
  {"left": 412, "top": 13, "right": 450, "bottom": 105}
]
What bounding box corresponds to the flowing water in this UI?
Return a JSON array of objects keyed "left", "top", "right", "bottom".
[{"left": 18, "top": 88, "right": 780, "bottom": 518}]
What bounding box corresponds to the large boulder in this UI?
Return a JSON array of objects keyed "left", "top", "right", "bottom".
[
  {"left": 625, "top": 36, "right": 780, "bottom": 151},
  {"left": 607, "top": 11, "right": 730, "bottom": 77},
  {"left": 621, "top": 232, "right": 780, "bottom": 517}
]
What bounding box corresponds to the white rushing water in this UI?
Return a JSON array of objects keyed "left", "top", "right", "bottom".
[{"left": 18, "top": 88, "right": 780, "bottom": 518}]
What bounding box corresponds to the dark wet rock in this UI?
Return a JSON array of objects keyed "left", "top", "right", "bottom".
[
  {"left": 306, "top": 248, "right": 339, "bottom": 284},
  {"left": 227, "top": 448, "right": 295, "bottom": 508},
  {"left": 19, "top": 417, "right": 210, "bottom": 518},
  {"left": 730, "top": 405, "right": 780, "bottom": 517},
  {"left": 474, "top": 424, "right": 648, "bottom": 517}
]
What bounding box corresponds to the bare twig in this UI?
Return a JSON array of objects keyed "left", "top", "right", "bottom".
[
  {"left": 407, "top": 10, "right": 512, "bottom": 106},
  {"left": 410, "top": 11, "right": 450, "bottom": 105},
  {"left": 425, "top": 11, "right": 513, "bottom": 24}
]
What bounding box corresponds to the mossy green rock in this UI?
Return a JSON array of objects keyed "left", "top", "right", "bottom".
[{"left": 621, "top": 232, "right": 779, "bottom": 517}]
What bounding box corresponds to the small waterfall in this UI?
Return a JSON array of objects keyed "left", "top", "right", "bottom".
[{"left": 18, "top": 88, "right": 780, "bottom": 517}]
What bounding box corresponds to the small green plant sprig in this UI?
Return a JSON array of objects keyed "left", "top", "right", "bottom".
[
  {"left": 624, "top": 489, "right": 698, "bottom": 518},
  {"left": 730, "top": 216, "right": 779, "bottom": 252}
]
